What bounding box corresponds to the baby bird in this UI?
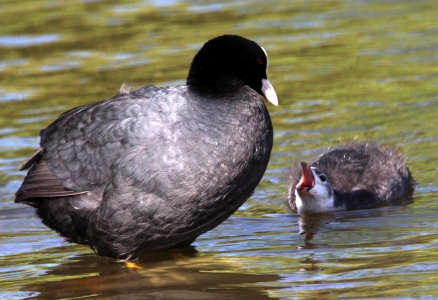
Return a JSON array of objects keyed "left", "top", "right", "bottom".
[{"left": 288, "top": 142, "right": 414, "bottom": 215}]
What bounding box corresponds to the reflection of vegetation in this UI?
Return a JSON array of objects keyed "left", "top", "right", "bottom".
[{"left": 1, "top": 0, "right": 437, "bottom": 185}]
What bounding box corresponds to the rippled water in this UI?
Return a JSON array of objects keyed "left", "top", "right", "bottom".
[{"left": 1, "top": 0, "right": 437, "bottom": 299}]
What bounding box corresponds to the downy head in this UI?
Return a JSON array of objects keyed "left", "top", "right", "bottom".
[{"left": 295, "top": 162, "right": 336, "bottom": 215}]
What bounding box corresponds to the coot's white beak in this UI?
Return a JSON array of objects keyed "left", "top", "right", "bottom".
[{"left": 261, "top": 79, "right": 278, "bottom": 106}]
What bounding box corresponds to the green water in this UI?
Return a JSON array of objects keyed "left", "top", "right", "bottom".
[{"left": 1, "top": 0, "right": 437, "bottom": 299}]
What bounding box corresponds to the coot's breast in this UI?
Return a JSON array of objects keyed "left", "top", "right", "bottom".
[{"left": 82, "top": 86, "right": 272, "bottom": 257}]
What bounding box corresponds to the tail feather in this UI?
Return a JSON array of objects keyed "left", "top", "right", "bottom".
[{"left": 15, "top": 150, "right": 88, "bottom": 204}]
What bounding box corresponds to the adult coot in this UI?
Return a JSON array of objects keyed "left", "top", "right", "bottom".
[
  {"left": 288, "top": 142, "right": 414, "bottom": 215},
  {"left": 15, "top": 35, "right": 278, "bottom": 259}
]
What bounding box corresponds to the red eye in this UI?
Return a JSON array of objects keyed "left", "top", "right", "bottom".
[{"left": 257, "top": 58, "right": 263, "bottom": 65}]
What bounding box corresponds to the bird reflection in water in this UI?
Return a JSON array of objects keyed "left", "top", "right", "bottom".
[{"left": 297, "top": 214, "right": 335, "bottom": 249}]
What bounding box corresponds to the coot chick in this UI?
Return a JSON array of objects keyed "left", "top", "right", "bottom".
[
  {"left": 15, "top": 35, "right": 278, "bottom": 260},
  {"left": 288, "top": 142, "right": 414, "bottom": 215}
]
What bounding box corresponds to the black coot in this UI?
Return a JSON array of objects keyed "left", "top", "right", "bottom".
[
  {"left": 15, "top": 35, "right": 278, "bottom": 259},
  {"left": 288, "top": 142, "right": 414, "bottom": 215}
]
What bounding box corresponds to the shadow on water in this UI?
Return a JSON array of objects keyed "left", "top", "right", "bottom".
[{"left": 17, "top": 247, "right": 280, "bottom": 299}]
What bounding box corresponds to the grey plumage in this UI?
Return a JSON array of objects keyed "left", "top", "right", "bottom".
[{"left": 15, "top": 35, "right": 276, "bottom": 259}]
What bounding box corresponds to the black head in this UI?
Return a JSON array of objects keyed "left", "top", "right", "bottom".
[{"left": 187, "top": 35, "right": 277, "bottom": 105}]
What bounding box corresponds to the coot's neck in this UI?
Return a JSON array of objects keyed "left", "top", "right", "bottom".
[{"left": 187, "top": 74, "right": 245, "bottom": 99}]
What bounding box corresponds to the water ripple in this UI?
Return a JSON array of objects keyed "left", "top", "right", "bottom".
[{"left": 0, "top": 34, "right": 60, "bottom": 47}]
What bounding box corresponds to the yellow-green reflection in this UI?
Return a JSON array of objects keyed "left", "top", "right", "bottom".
[{"left": 0, "top": 0, "right": 437, "bottom": 299}]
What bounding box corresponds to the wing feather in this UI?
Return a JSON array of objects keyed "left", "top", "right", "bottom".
[{"left": 15, "top": 152, "right": 87, "bottom": 204}]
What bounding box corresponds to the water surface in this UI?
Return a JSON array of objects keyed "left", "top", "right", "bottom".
[{"left": 1, "top": 0, "right": 437, "bottom": 299}]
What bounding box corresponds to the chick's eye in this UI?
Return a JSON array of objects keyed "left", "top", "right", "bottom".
[
  {"left": 257, "top": 58, "right": 263, "bottom": 65},
  {"left": 319, "top": 175, "right": 326, "bottom": 182}
]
